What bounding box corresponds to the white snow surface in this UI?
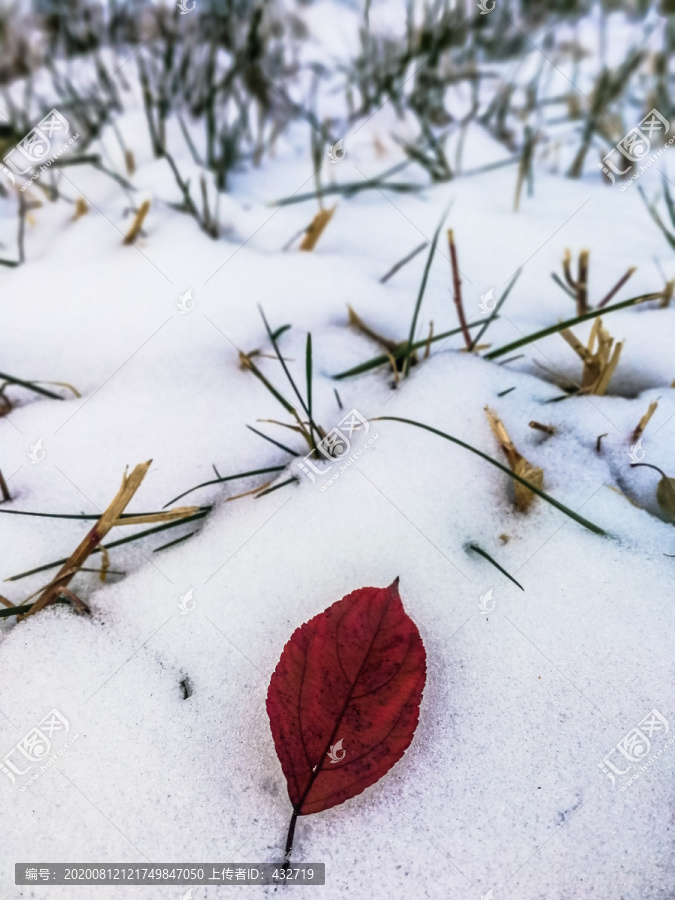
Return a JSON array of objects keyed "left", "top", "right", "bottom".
[{"left": 1, "top": 6, "right": 675, "bottom": 900}]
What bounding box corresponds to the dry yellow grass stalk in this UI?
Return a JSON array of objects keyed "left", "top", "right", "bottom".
[
  {"left": 347, "top": 306, "right": 399, "bottom": 353},
  {"left": 347, "top": 305, "right": 415, "bottom": 377},
  {"left": 528, "top": 420, "right": 557, "bottom": 435},
  {"left": 299, "top": 205, "right": 335, "bottom": 251},
  {"left": 424, "top": 322, "right": 434, "bottom": 360},
  {"left": 99, "top": 546, "right": 111, "bottom": 583},
  {"left": 37, "top": 380, "right": 81, "bottom": 398},
  {"left": 562, "top": 248, "right": 590, "bottom": 315},
  {"left": 607, "top": 485, "right": 641, "bottom": 508},
  {"left": 21, "top": 461, "right": 200, "bottom": 620},
  {"left": 485, "top": 406, "right": 544, "bottom": 512},
  {"left": 72, "top": 198, "right": 89, "bottom": 221},
  {"left": 659, "top": 279, "right": 674, "bottom": 308},
  {"left": 632, "top": 400, "right": 658, "bottom": 442},
  {"left": 124, "top": 199, "right": 151, "bottom": 245},
  {"left": 227, "top": 482, "right": 272, "bottom": 502},
  {"left": 558, "top": 317, "right": 623, "bottom": 395},
  {"left": 110, "top": 507, "right": 200, "bottom": 527},
  {"left": 125, "top": 150, "right": 136, "bottom": 176}
]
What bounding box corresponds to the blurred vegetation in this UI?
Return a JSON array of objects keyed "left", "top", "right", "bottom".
[{"left": 0, "top": 0, "right": 671, "bottom": 211}]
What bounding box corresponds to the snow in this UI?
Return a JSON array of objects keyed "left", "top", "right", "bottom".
[{"left": 1, "top": 5, "right": 675, "bottom": 900}]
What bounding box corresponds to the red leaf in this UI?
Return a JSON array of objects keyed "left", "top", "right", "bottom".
[{"left": 266, "top": 578, "right": 426, "bottom": 817}]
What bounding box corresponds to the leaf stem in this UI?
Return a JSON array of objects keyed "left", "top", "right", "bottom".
[
  {"left": 284, "top": 809, "right": 299, "bottom": 865},
  {"left": 630, "top": 462, "right": 667, "bottom": 479}
]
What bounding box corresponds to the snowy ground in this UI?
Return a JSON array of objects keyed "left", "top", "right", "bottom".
[{"left": 1, "top": 5, "right": 675, "bottom": 900}]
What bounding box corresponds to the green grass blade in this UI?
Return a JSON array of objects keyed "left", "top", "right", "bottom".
[
  {"left": 469, "top": 268, "right": 521, "bottom": 352},
  {"left": 163, "top": 466, "right": 286, "bottom": 508},
  {"left": 271, "top": 324, "right": 292, "bottom": 342},
  {"left": 374, "top": 416, "right": 607, "bottom": 535},
  {"left": 0, "top": 508, "right": 209, "bottom": 521},
  {"left": 403, "top": 203, "right": 453, "bottom": 377},
  {"left": 468, "top": 542, "right": 524, "bottom": 590},
  {"left": 245, "top": 356, "right": 297, "bottom": 416},
  {"left": 484, "top": 292, "right": 659, "bottom": 360},
  {"left": 0, "top": 371, "right": 64, "bottom": 400},
  {"left": 333, "top": 319, "right": 488, "bottom": 380},
  {"left": 255, "top": 477, "right": 297, "bottom": 498},
  {"left": 0, "top": 603, "right": 40, "bottom": 618},
  {"left": 662, "top": 173, "right": 675, "bottom": 228},
  {"left": 306, "top": 332, "right": 313, "bottom": 433},
  {"left": 259, "top": 307, "right": 320, "bottom": 439},
  {"left": 5, "top": 511, "right": 210, "bottom": 582},
  {"left": 153, "top": 531, "right": 196, "bottom": 553},
  {"left": 268, "top": 161, "right": 416, "bottom": 206},
  {"left": 246, "top": 425, "right": 298, "bottom": 456},
  {"left": 639, "top": 186, "right": 675, "bottom": 251}
]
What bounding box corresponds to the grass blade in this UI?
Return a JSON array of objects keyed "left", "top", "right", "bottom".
[
  {"left": 0, "top": 371, "right": 64, "bottom": 400},
  {"left": 246, "top": 425, "right": 298, "bottom": 456},
  {"left": 244, "top": 356, "right": 297, "bottom": 416},
  {"left": 333, "top": 319, "right": 488, "bottom": 380},
  {"left": 0, "top": 508, "right": 209, "bottom": 521},
  {"left": 380, "top": 241, "right": 427, "bottom": 284},
  {"left": 484, "top": 292, "right": 659, "bottom": 360},
  {"left": 373, "top": 416, "right": 607, "bottom": 535},
  {"left": 5, "top": 511, "right": 210, "bottom": 583},
  {"left": 255, "top": 477, "right": 297, "bottom": 498},
  {"left": 403, "top": 204, "right": 453, "bottom": 376},
  {"left": 269, "top": 161, "right": 416, "bottom": 206},
  {"left": 469, "top": 269, "right": 522, "bottom": 351},
  {"left": 163, "top": 466, "right": 286, "bottom": 508},
  {"left": 153, "top": 531, "right": 196, "bottom": 553},
  {"left": 1, "top": 603, "right": 40, "bottom": 618},
  {"left": 259, "top": 307, "right": 320, "bottom": 439},
  {"left": 306, "top": 332, "right": 313, "bottom": 435},
  {"left": 468, "top": 542, "right": 524, "bottom": 590}
]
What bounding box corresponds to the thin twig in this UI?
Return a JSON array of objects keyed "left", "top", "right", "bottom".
[
  {"left": 448, "top": 229, "right": 471, "bottom": 350},
  {"left": 597, "top": 266, "right": 636, "bottom": 308}
]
